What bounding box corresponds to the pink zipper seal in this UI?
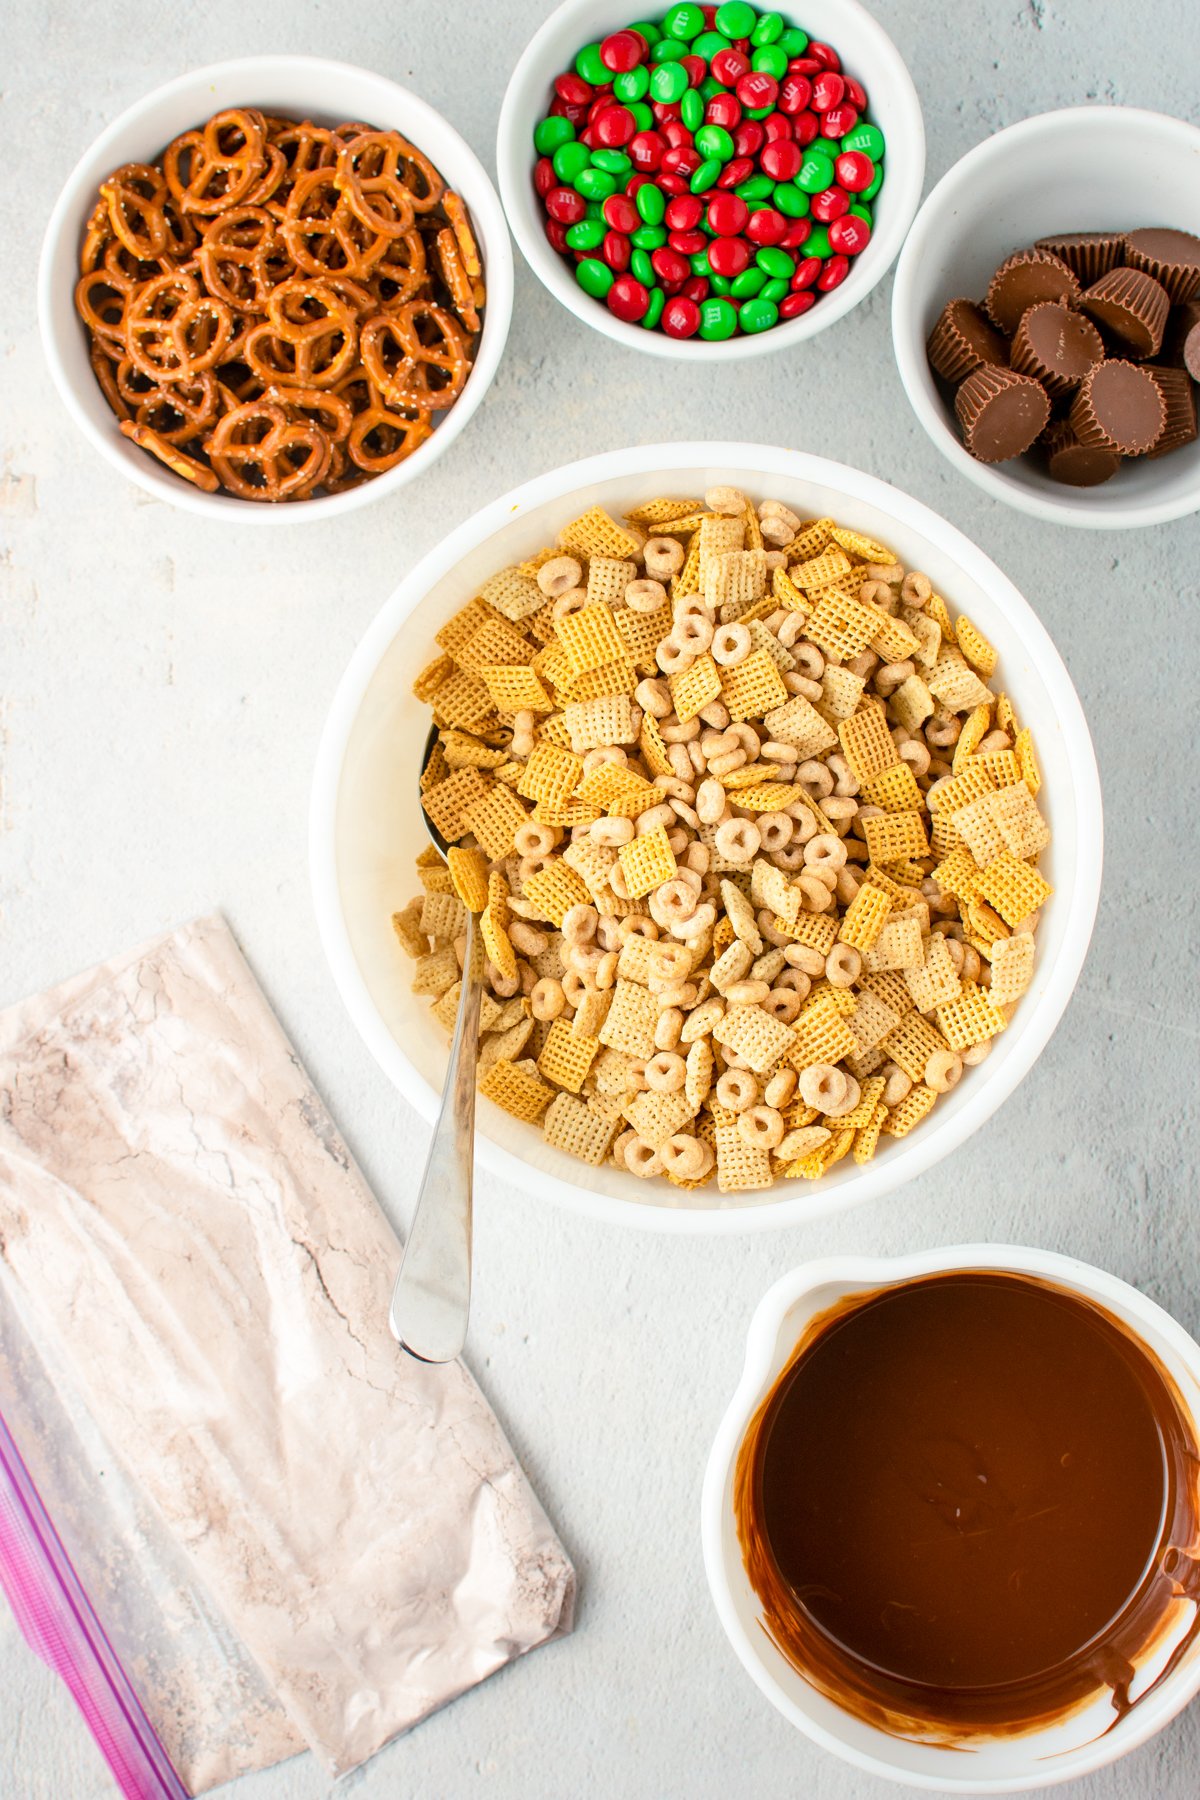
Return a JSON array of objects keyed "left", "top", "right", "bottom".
[{"left": 0, "top": 1405, "right": 190, "bottom": 1799}]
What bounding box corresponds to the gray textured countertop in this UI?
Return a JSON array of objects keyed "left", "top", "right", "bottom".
[{"left": 2, "top": 1, "right": 1198, "bottom": 1795}]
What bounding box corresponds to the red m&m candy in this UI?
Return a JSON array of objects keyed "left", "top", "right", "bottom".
[
  {"left": 834, "top": 150, "right": 875, "bottom": 192},
  {"left": 600, "top": 29, "right": 646, "bottom": 71},
  {"left": 607, "top": 274, "right": 651, "bottom": 320},
  {"left": 662, "top": 295, "right": 701, "bottom": 337}
]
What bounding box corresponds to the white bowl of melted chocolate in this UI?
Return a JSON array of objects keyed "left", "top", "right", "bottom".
[{"left": 703, "top": 1245, "right": 1200, "bottom": 1789}]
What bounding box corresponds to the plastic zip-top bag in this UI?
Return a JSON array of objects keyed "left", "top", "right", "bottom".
[{"left": 0, "top": 916, "right": 575, "bottom": 1792}]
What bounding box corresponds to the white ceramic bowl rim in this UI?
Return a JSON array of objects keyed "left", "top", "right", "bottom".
[
  {"left": 37, "top": 54, "right": 514, "bottom": 523},
  {"left": 891, "top": 105, "right": 1200, "bottom": 529},
  {"left": 310, "top": 441, "right": 1103, "bottom": 1234},
  {"left": 497, "top": 0, "right": 925, "bottom": 360},
  {"left": 702, "top": 1243, "right": 1200, "bottom": 1791}
]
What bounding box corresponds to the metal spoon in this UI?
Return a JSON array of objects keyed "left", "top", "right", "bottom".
[{"left": 389, "top": 726, "right": 483, "bottom": 1364}]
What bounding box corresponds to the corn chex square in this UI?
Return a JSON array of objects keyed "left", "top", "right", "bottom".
[
  {"left": 718, "top": 648, "right": 789, "bottom": 722},
  {"left": 889, "top": 674, "right": 935, "bottom": 732},
  {"left": 805, "top": 590, "right": 881, "bottom": 662},
  {"left": 668, "top": 653, "right": 722, "bottom": 723},
  {"left": 446, "top": 844, "right": 489, "bottom": 913},
  {"left": 936, "top": 982, "right": 1009, "bottom": 1050},
  {"left": 586, "top": 556, "right": 636, "bottom": 608},
  {"left": 790, "top": 544, "right": 851, "bottom": 590},
  {"left": 904, "top": 933, "right": 962, "bottom": 1012},
  {"left": 598, "top": 979, "right": 659, "bottom": 1058},
  {"left": 431, "top": 668, "right": 494, "bottom": 730},
  {"left": 521, "top": 858, "right": 592, "bottom": 927},
  {"left": 622, "top": 1090, "right": 695, "bottom": 1152},
  {"left": 712, "top": 1005, "right": 795, "bottom": 1074},
  {"left": 927, "top": 651, "right": 994, "bottom": 713},
  {"left": 989, "top": 931, "right": 1036, "bottom": 1006},
  {"left": 763, "top": 693, "right": 838, "bottom": 756},
  {"left": 480, "top": 664, "right": 553, "bottom": 713},
  {"left": 837, "top": 881, "right": 891, "bottom": 952},
  {"left": 518, "top": 742, "right": 582, "bottom": 807},
  {"left": 714, "top": 1125, "right": 773, "bottom": 1193},
  {"left": 422, "top": 766, "right": 492, "bottom": 842},
  {"left": 436, "top": 597, "right": 497, "bottom": 656},
  {"left": 558, "top": 506, "right": 642, "bottom": 562},
  {"left": 704, "top": 549, "right": 768, "bottom": 619},
  {"left": 881, "top": 1012, "right": 950, "bottom": 1082},
  {"left": 478, "top": 1059, "right": 555, "bottom": 1123},
  {"left": 838, "top": 706, "right": 897, "bottom": 782},
  {"left": 977, "top": 851, "right": 1053, "bottom": 926},
  {"left": 555, "top": 602, "right": 627, "bottom": 675},
  {"left": 861, "top": 810, "right": 929, "bottom": 864},
  {"left": 542, "top": 1092, "right": 617, "bottom": 1166},
  {"left": 618, "top": 825, "right": 677, "bottom": 900},
  {"left": 480, "top": 567, "right": 545, "bottom": 622},
  {"left": 871, "top": 612, "right": 921, "bottom": 662},
  {"left": 457, "top": 616, "right": 536, "bottom": 673},
  {"left": 987, "top": 782, "right": 1050, "bottom": 861},
  {"left": 952, "top": 791, "right": 1008, "bottom": 868},
  {"left": 864, "top": 914, "right": 925, "bottom": 972},
  {"left": 862, "top": 763, "right": 924, "bottom": 813},
  {"left": 819, "top": 665, "right": 865, "bottom": 722},
  {"left": 880, "top": 1085, "right": 938, "bottom": 1138},
  {"left": 846, "top": 990, "right": 901, "bottom": 1053},
  {"left": 614, "top": 604, "right": 672, "bottom": 672},
  {"left": 562, "top": 693, "right": 637, "bottom": 752},
  {"left": 786, "top": 998, "right": 857, "bottom": 1070},
  {"left": 537, "top": 1019, "right": 600, "bottom": 1092}
]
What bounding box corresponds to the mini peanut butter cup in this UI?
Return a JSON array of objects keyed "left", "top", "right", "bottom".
[
  {"left": 985, "top": 248, "right": 1080, "bottom": 336},
  {"left": 1010, "top": 301, "right": 1105, "bottom": 397},
  {"left": 1069, "top": 360, "right": 1165, "bottom": 455},
  {"left": 1082, "top": 267, "right": 1170, "bottom": 358},
  {"left": 955, "top": 365, "right": 1050, "bottom": 462},
  {"left": 1124, "top": 227, "right": 1200, "bottom": 306},
  {"left": 1164, "top": 299, "right": 1200, "bottom": 382},
  {"left": 1040, "top": 419, "right": 1120, "bottom": 487},
  {"left": 1144, "top": 365, "right": 1199, "bottom": 459},
  {"left": 927, "top": 298, "right": 1010, "bottom": 383},
  {"left": 1035, "top": 231, "right": 1125, "bottom": 285}
]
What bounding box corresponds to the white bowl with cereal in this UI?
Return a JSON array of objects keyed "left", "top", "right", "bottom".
[{"left": 310, "top": 444, "right": 1102, "bottom": 1232}]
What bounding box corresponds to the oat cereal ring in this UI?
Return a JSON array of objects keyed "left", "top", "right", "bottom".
[
  {"left": 537, "top": 554, "right": 582, "bottom": 597},
  {"left": 764, "top": 1068, "right": 798, "bottom": 1109},
  {"left": 561, "top": 903, "right": 599, "bottom": 946},
  {"left": 805, "top": 834, "right": 848, "bottom": 874},
  {"left": 635, "top": 677, "right": 672, "bottom": 717},
  {"left": 715, "top": 819, "right": 760, "bottom": 864},
  {"left": 881, "top": 1063, "right": 913, "bottom": 1106},
  {"left": 925, "top": 1050, "right": 964, "bottom": 1093},
  {"left": 711, "top": 622, "right": 752, "bottom": 667},
  {"left": 591, "top": 816, "right": 635, "bottom": 847},
  {"left": 704, "top": 484, "right": 747, "bottom": 514},
  {"left": 757, "top": 812, "right": 794, "bottom": 853},
  {"left": 716, "top": 1069, "right": 758, "bottom": 1113},
  {"left": 648, "top": 942, "right": 692, "bottom": 986},
  {"left": 625, "top": 1137, "right": 664, "bottom": 1179},
  {"left": 626, "top": 577, "right": 668, "bottom": 613},
  {"left": 676, "top": 611, "right": 715, "bottom": 654},
  {"left": 660, "top": 1134, "right": 706, "bottom": 1180},
  {"left": 762, "top": 987, "right": 803, "bottom": 1023},
  {"left": 643, "top": 536, "right": 685, "bottom": 579},
  {"left": 825, "top": 944, "right": 862, "bottom": 988},
  {"left": 551, "top": 588, "right": 590, "bottom": 618},
  {"left": 650, "top": 877, "right": 698, "bottom": 926},
  {"left": 656, "top": 635, "right": 694, "bottom": 676},
  {"left": 737, "top": 1105, "right": 785, "bottom": 1151},
  {"left": 514, "top": 821, "right": 557, "bottom": 858},
  {"left": 530, "top": 978, "right": 566, "bottom": 1021},
  {"left": 645, "top": 1051, "right": 687, "bottom": 1094}
]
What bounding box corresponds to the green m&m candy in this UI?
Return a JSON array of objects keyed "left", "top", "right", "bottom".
[
  {"left": 630, "top": 20, "right": 662, "bottom": 45},
  {"left": 755, "top": 246, "right": 793, "bottom": 279},
  {"left": 777, "top": 26, "right": 808, "bottom": 53},
  {"left": 797, "top": 151, "right": 836, "bottom": 193},
  {"left": 635, "top": 183, "right": 665, "bottom": 225},
  {"left": 841, "top": 123, "right": 885, "bottom": 161},
  {"left": 631, "top": 223, "right": 667, "bottom": 248},
  {"left": 760, "top": 276, "right": 788, "bottom": 301},
  {"left": 715, "top": 1, "right": 757, "bottom": 35},
  {"left": 730, "top": 267, "right": 766, "bottom": 298},
  {"left": 690, "top": 157, "right": 722, "bottom": 193},
  {"left": 574, "top": 42, "right": 608, "bottom": 84},
  {"left": 698, "top": 296, "right": 738, "bottom": 339},
  {"left": 613, "top": 66, "right": 650, "bottom": 102},
  {"left": 861, "top": 164, "right": 884, "bottom": 201},
  {"left": 627, "top": 101, "right": 655, "bottom": 131},
  {"left": 739, "top": 296, "right": 779, "bottom": 333},
  {"left": 630, "top": 248, "right": 656, "bottom": 285},
  {"left": 735, "top": 174, "right": 775, "bottom": 202},
  {"left": 772, "top": 182, "right": 809, "bottom": 217},
  {"left": 575, "top": 167, "right": 617, "bottom": 201},
  {"left": 695, "top": 124, "right": 734, "bottom": 161},
  {"left": 805, "top": 223, "right": 833, "bottom": 259},
  {"left": 652, "top": 36, "right": 688, "bottom": 60},
  {"left": 649, "top": 59, "right": 689, "bottom": 103},
  {"left": 663, "top": 1, "right": 704, "bottom": 38},
  {"left": 642, "top": 287, "right": 666, "bottom": 329},
  {"left": 576, "top": 258, "right": 614, "bottom": 299},
  {"left": 552, "top": 140, "right": 590, "bottom": 183},
  {"left": 591, "top": 149, "right": 632, "bottom": 175},
  {"left": 692, "top": 30, "right": 732, "bottom": 60},
  {"left": 565, "top": 219, "right": 606, "bottom": 251},
  {"left": 751, "top": 43, "right": 788, "bottom": 78},
  {"left": 534, "top": 116, "right": 574, "bottom": 155},
  {"left": 751, "top": 11, "right": 783, "bottom": 43},
  {"left": 680, "top": 87, "right": 704, "bottom": 131}
]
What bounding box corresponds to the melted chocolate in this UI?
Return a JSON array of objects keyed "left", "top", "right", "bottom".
[{"left": 735, "top": 1272, "right": 1200, "bottom": 1741}]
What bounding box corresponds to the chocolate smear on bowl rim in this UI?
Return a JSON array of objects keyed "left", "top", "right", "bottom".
[
  {"left": 1082, "top": 266, "right": 1170, "bottom": 359},
  {"left": 955, "top": 364, "right": 1050, "bottom": 462},
  {"left": 1011, "top": 301, "right": 1105, "bottom": 398},
  {"left": 1124, "top": 227, "right": 1200, "bottom": 306},
  {"left": 985, "top": 247, "right": 1081, "bottom": 336},
  {"left": 927, "top": 298, "right": 1009, "bottom": 384},
  {"left": 1069, "top": 359, "right": 1166, "bottom": 456},
  {"left": 1035, "top": 230, "right": 1126, "bottom": 285}
]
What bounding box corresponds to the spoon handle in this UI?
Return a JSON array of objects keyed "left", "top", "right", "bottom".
[{"left": 389, "top": 908, "right": 482, "bottom": 1363}]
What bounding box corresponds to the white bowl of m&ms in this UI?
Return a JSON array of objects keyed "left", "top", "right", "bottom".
[{"left": 498, "top": 0, "right": 924, "bottom": 356}]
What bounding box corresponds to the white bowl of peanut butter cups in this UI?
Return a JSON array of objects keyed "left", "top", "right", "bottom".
[
  {"left": 38, "top": 55, "right": 513, "bottom": 521},
  {"left": 310, "top": 443, "right": 1102, "bottom": 1232},
  {"left": 892, "top": 106, "right": 1200, "bottom": 528}
]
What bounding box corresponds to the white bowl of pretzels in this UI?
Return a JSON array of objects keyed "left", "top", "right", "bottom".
[
  {"left": 311, "top": 443, "right": 1102, "bottom": 1232},
  {"left": 38, "top": 56, "right": 513, "bottom": 519}
]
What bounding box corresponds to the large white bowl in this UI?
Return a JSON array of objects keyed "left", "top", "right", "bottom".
[
  {"left": 38, "top": 56, "right": 514, "bottom": 524},
  {"left": 703, "top": 1244, "right": 1200, "bottom": 1790},
  {"left": 497, "top": 0, "right": 924, "bottom": 361},
  {"left": 310, "top": 443, "right": 1102, "bottom": 1234},
  {"left": 892, "top": 106, "right": 1200, "bottom": 529}
]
